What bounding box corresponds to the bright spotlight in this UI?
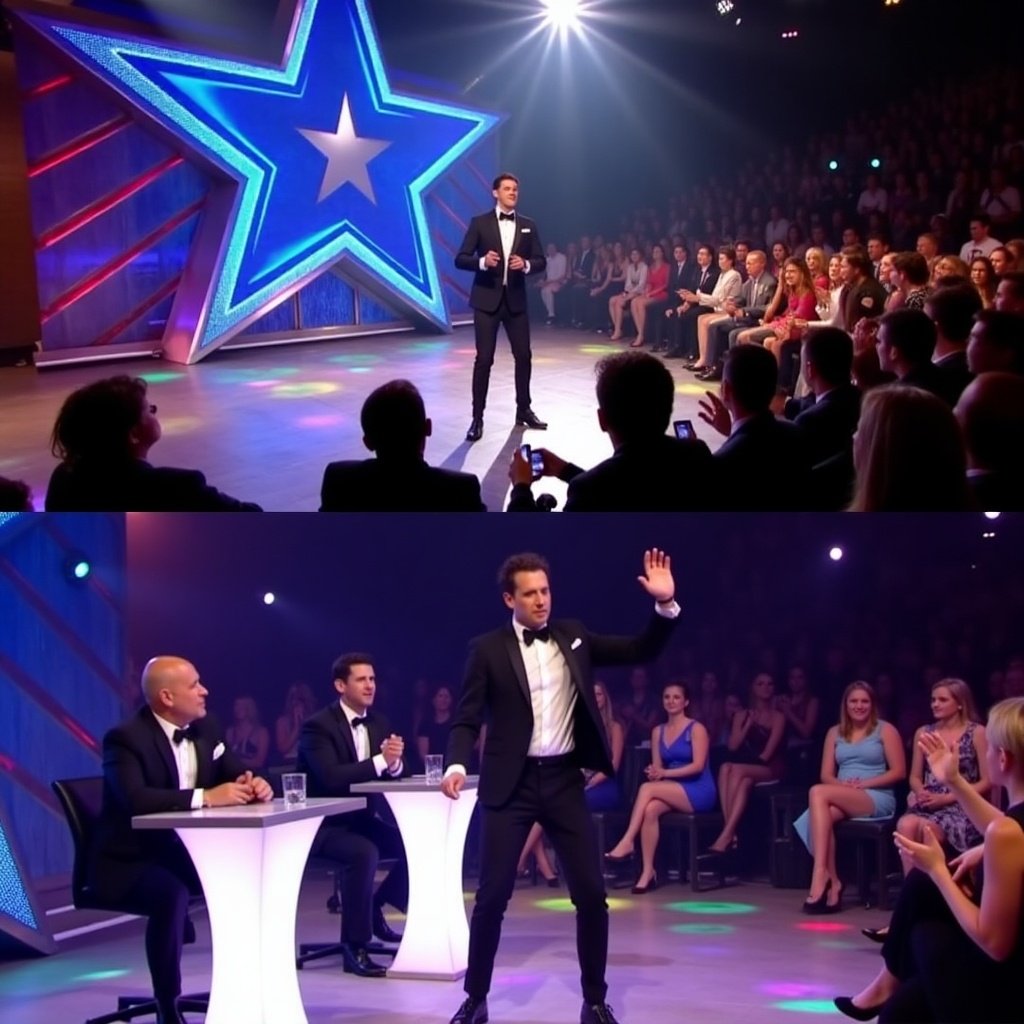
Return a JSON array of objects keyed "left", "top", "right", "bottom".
[
  {"left": 983, "top": 511, "right": 1001, "bottom": 520},
  {"left": 870, "top": 157, "right": 881, "bottom": 169},
  {"left": 263, "top": 592, "right": 276, "bottom": 605},
  {"left": 828, "top": 159, "right": 839, "bottom": 171},
  {"left": 64, "top": 552, "right": 92, "bottom": 582},
  {"left": 542, "top": 0, "right": 582, "bottom": 32},
  {"left": 828, "top": 546, "right": 844, "bottom": 562}
]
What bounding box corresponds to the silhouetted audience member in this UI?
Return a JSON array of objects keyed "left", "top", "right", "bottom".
[
  {"left": 0, "top": 476, "right": 34, "bottom": 511},
  {"left": 45, "top": 376, "right": 261, "bottom": 511},
  {"left": 995, "top": 271, "right": 1024, "bottom": 313},
  {"left": 967, "top": 310, "right": 1024, "bottom": 375},
  {"left": 955, "top": 373, "right": 1024, "bottom": 510},
  {"left": 926, "top": 284, "right": 981, "bottom": 405},
  {"left": 507, "top": 351, "right": 715, "bottom": 510},
  {"left": 319, "top": 379, "right": 484, "bottom": 511},
  {"left": 839, "top": 247, "right": 888, "bottom": 332},
  {"left": 698, "top": 345, "right": 811, "bottom": 509},
  {"left": 850, "top": 386, "right": 972, "bottom": 510},
  {"left": 876, "top": 309, "right": 953, "bottom": 404}
]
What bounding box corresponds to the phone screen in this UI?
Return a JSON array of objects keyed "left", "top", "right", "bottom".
[
  {"left": 520, "top": 444, "right": 543, "bottom": 480},
  {"left": 673, "top": 419, "right": 695, "bottom": 440}
]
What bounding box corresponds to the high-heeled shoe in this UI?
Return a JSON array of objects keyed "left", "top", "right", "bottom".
[
  {"left": 833, "top": 996, "right": 883, "bottom": 1021},
  {"left": 802, "top": 879, "right": 832, "bottom": 914},
  {"left": 631, "top": 876, "right": 658, "bottom": 895},
  {"left": 861, "top": 925, "right": 888, "bottom": 943},
  {"left": 542, "top": 874, "right": 560, "bottom": 888},
  {"left": 824, "top": 882, "right": 845, "bottom": 913},
  {"left": 604, "top": 849, "right": 633, "bottom": 862}
]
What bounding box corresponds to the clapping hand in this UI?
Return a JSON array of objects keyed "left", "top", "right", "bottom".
[
  {"left": 894, "top": 827, "right": 947, "bottom": 877},
  {"left": 919, "top": 730, "right": 960, "bottom": 786},
  {"left": 636, "top": 549, "right": 674, "bottom": 604},
  {"left": 949, "top": 844, "right": 984, "bottom": 889},
  {"left": 381, "top": 734, "right": 404, "bottom": 770}
]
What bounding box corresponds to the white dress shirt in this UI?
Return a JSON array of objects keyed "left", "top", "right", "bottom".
[
  {"left": 479, "top": 206, "right": 530, "bottom": 281},
  {"left": 512, "top": 619, "right": 577, "bottom": 758},
  {"left": 152, "top": 711, "right": 204, "bottom": 809},
  {"left": 339, "top": 700, "right": 402, "bottom": 778}
]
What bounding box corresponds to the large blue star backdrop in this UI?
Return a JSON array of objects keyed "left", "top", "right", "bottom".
[{"left": 10, "top": 0, "right": 500, "bottom": 365}]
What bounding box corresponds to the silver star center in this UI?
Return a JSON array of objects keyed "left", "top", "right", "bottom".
[{"left": 298, "top": 94, "right": 391, "bottom": 204}]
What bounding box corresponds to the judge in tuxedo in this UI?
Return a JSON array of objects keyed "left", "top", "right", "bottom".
[
  {"left": 94, "top": 657, "right": 272, "bottom": 1024},
  {"left": 297, "top": 654, "right": 409, "bottom": 977},
  {"left": 442, "top": 550, "right": 680, "bottom": 1024},
  {"left": 455, "top": 173, "right": 548, "bottom": 443}
]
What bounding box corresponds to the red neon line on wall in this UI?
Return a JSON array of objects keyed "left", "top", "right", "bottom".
[
  {"left": 40, "top": 198, "right": 205, "bottom": 324},
  {"left": 23, "top": 73, "right": 73, "bottom": 100},
  {"left": 27, "top": 114, "right": 131, "bottom": 178},
  {"left": 93, "top": 273, "right": 182, "bottom": 347},
  {"left": 37, "top": 155, "right": 185, "bottom": 250}
]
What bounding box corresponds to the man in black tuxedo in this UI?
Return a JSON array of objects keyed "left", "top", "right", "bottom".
[
  {"left": 297, "top": 654, "right": 409, "bottom": 977},
  {"left": 93, "top": 656, "right": 272, "bottom": 1024},
  {"left": 506, "top": 351, "right": 715, "bottom": 511},
  {"left": 319, "top": 379, "right": 485, "bottom": 511},
  {"left": 455, "top": 173, "right": 548, "bottom": 442},
  {"left": 442, "top": 550, "right": 680, "bottom": 1024},
  {"left": 648, "top": 243, "right": 693, "bottom": 350}
]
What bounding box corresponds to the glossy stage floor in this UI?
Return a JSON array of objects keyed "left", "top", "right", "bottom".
[
  {"left": 2, "top": 871, "right": 885, "bottom": 1024},
  {"left": 0, "top": 324, "right": 726, "bottom": 512}
]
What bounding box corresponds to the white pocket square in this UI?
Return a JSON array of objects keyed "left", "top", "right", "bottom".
[
  {"left": 521, "top": 227, "right": 531, "bottom": 233},
  {"left": 571, "top": 638, "right": 582, "bottom": 650},
  {"left": 213, "top": 742, "right": 225, "bottom": 760}
]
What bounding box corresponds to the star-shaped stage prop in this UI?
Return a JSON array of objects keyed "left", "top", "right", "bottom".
[{"left": 15, "top": 0, "right": 498, "bottom": 363}]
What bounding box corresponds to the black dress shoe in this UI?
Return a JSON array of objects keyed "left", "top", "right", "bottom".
[
  {"left": 862, "top": 925, "right": 888, "bottom": 943},
  {"left": 340, "top": 943, "right": 387, "bottom": 977},
  {"left": 802, "top": 880, "right": 832, "bottom": 915},
  {"left": 449, "top": 996, "right": 488, "bottom": 1024},
  {"left": 466, "top": 418, "right": 483, "bottom": 442},
  {"left": 516, "top": 409, "right": 548, "bottom": 429},
  {"left": 581, "top": 1001, "right": 622, "bottom": 1024},
  {"left": 833, "top": 996, "right": 883, "bottom": 1021},
  {"left": 372, "top": 905, "right": 403, "bottom": 944},
  {"left": 700, "top": 366, "right": 723, "bottom": 382}
]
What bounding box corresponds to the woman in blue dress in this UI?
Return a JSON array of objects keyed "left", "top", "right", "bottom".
[
  {"left": 605, "top": 681, "right": 717, "bottom": 893},
  {"left": 794, "top": 681, "right": 906, "bottom": 912}
]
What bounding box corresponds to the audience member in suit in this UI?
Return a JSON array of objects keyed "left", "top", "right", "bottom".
[
  {"left": 699, "top": 251, "right": 777, "bottom": 382},
  {"left": 45, "top": 376, "right": 261, "bottom": 512},
  {"left": 839, "top": 247, "right": 888, "bottom": 332},
  {"left": 967, "top": 309, "right": 1024, "bottom": 375},
  {"left": 506, "top": 351, "right": 715, "bottom": 511},
  {"left": 995, "top": 270, "right": 1024, "bottom": 314},
  {"left": 441, "top": 549, "right": 680, "bottom": 1024},
  {"left": 648, "top": 243, "right": 694, "bottom": 350},
  {"left": 698, "top": 345, "right": 812, "bottom": 509},
  {"left": 319, "top": 379, "right": 485, "bottom": 511},
  {"left": 455, "top": 172, "right": 548, "bottom": 443},
  {"left": 0, "top": 476, "right": 33, "bottom": 511},
  {"left": 849, "top": 386, "right": 973, "bottom": 511},
  {"left": 786, "top": 328, "right": 861, "bottom": 465},
  {"left": 664, "top": 245, "right": 719, "bottom": 358},
  {"left": 94, "top": 657, "right": 272, "bottom": 1024},
  {"left": 680, "top": 246, "right": 744, "bottom": 371},
  {"left": 926, "top": 284, "right": 980, "bottom": 405},
  {"left": 569, "top": 237, "right": 597, "bottom": 327},
  {"left": 297, "top": 654, "right": 410, "bottom": 978},
  {"left": 875, "top": 309, "right": 954, "bottom": 404},
  {"left": 955, "top": 373, "right": 1024, "bottom": 511}
]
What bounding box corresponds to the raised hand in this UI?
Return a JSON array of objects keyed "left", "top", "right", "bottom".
[
  {"left": 894, "top": 827, "right": 946, "bottom": 877},
  {"left": 698, "top": 390, "right": 731, "bottom": 437},
  {"left": 636, "top": 548, "right": 674, "bottom": 603},
  {"left": 919, "top": 730, "right": 960, "bottom": 787}
]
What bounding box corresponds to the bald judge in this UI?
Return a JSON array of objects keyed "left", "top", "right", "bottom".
[{"left": 91, "top": 657, "right": 272, "bottom": 1024}]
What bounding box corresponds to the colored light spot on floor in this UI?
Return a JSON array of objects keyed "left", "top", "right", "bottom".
[
  {"left": 676, "top": 382, "right": 709, "bottom": 396},
  {"left": 270, "top": 382, "right": 339, "bottom": 397},
  {"left": 761, "top": 982, "right": 833, "bottom": 998},
  {"left": 579, "top": 344, "right": 622, "bottom": 355},
  {"left": 665, "top": 900, "right": 759, "bottom": 915},
  {"left": 669, "top": 923, "right": 734, "bottom": 935},
  {"left": 797, "top": 921, "right": 851, "bottom": 933},
  {"left": 772, "top": 998, "right": 839, "bottom": 1014},
  {"left": 73, "top": 969, "right": 131, "bottom": 982},
  {"left": 137, "top": 371, "right": 185, "bottom": 383},
  {"left": 296, "top": 414, "right": 344, "bottom": 429}
]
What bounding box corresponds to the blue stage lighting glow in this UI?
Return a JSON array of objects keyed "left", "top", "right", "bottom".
[{"left": 24, "top": 0, "right": 499, "bottom": 358}]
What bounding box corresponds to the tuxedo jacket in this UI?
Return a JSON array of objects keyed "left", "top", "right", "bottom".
[
  {"left": 738, "top": 273, "right": 778, "bottom": 316},
  {"left": 94, "top": 708, "right": 245, "bottom": 897},
  {"left": 714, "top": 412, "right": 812, "bottom": 510},
  {"left": 455, "top": 211, "right": 547, "bottom": 314},
  {"left": 793, "top": 384, "right": 862, "bottom": 467},
  {"left": 319, "top": 458, "right": 485, "bottom": 512},
  {"left": 447, "top": 613, "right": 677, "bottom": 808},
  {"left": 298, "top": 704, "right": 402, "bottom": 821}
]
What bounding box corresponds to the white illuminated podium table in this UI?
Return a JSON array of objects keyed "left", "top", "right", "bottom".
[
  {"left": 133, "top": 796, "right": 364, "bottom": 1024},
  {"left": 351, "top": 776, "right": 478, "bottom": 980}
]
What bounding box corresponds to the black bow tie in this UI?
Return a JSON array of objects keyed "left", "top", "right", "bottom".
[
  {"left": 499, "top": 212, "right": 515, "bottom": 222},
  {"left": 350, "top": 716, "right": 367, "bottom": 728},
  {"left": 523, "top": 626, "right": 550, "bottom": 646},
  {"left": 172, "top": 725, "right": 195, "bottom": 745}
]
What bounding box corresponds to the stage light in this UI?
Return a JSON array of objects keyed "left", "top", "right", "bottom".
[
  {"left": 541, "top": 0, "right": 582, "bottom": 33},
  {"left": 263, "top": 592, "right": 276, "bottom": 605},
  {"left": 984, "top": 511, "right": 1001, "bottom": 520},
  {"left": 828, "top": 159, "right": 839, "bottom": 171},
  {"left": 870, "top": 157, "right": 881, "bottom": 169},
  {"left": 982, "top": 531, "right": 996, "bottom": 540},
  {"left": 829, "top": 546, "right": 844, "bottom": 562},
  {"left": 781, "top": 29, "right": 799, "bottom": 40},
  {"left": 63, "top": 553, "right": 91, "bottom": 582},
  {"left": 716, "top": 0, "right": 734, "bottom": 14}
]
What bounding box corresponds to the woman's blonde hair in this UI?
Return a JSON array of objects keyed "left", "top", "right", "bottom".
[
  {"left": 986, "top": 697, "right": 1024, "bottom": 763},
  {"left": 839, "top": 681, "right": 879, "bottom": 741}
]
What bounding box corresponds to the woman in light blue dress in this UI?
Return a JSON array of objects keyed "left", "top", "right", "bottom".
[
  {"left": 605, "top": 681, "right": 717, "bottom": 893},
  {"left": 794, "top": 681, "right": 906, "bottom": 912}
]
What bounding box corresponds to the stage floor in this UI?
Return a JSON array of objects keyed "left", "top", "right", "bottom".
[
  {"left": 1, "top": 872, "right": 885, "bottom": 1024},
  {"left": 0, "top": 326, "right": 724, "bottom": 512}
]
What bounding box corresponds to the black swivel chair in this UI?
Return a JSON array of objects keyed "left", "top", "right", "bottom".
[{"left": 51, "top": 777, "right": 209, "bottom": 1024}]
